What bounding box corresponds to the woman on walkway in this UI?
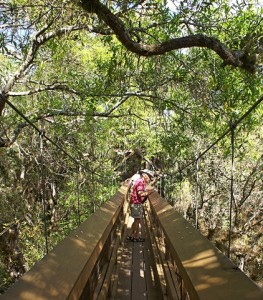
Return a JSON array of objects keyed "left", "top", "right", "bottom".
[{"left": 126, "top": 170, "right": 153, "bottom": 242}]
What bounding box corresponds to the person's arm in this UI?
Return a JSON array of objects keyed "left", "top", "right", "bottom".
[
  {"left": 138, "top": 186, "right": 155, "bottom": 197},
  {"left": 138, "top": 190, "right": 148, "bottom": 197},
  {"left": 136, "top": 181, "right": 148, "bottom": 197}
]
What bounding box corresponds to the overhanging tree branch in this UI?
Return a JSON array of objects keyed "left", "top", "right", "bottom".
[
  {"left": 0, "top": 24, "right": 89, "bottom": 115},
  {"left": 76, "top": 0, "right": 254, "bottom": 72},
  {"left": 1, "top": 93, "right": 134, "bottom": 146},
  {"left": 8, "top": 84, "right": 78, "bottom": 97}
]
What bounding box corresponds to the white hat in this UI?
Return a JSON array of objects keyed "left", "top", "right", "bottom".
[{"left": 140, "top": 169, "right": 154, "bottom": 178}]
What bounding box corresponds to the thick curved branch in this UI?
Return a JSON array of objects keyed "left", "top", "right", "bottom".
[{"left": 77, "top": 0, "right": 252, "bottom": 70}]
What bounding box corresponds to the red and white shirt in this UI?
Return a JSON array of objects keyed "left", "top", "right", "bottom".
[{"left": 130, "top": 177, "right": 146, "bottom": 204}]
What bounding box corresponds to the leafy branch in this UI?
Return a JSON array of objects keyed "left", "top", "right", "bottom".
[
  {"left": 76, "top": 0, "right": 256, "bottom": 72},
  {"left": 0, "top": 23, "right": 89, "bottom": 115}
]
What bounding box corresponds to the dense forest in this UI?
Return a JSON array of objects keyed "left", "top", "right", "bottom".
[{"left": 0, "top": 0, "right": 262, "bottom": 293}]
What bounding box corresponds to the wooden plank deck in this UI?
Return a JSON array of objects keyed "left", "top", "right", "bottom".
[{"left": 113, "top": 210, "right": 164, "bottom": 300}]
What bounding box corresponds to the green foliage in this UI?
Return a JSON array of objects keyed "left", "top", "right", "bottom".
[{"left": 0, "top": 0, "right": 262, "bottom": 291}]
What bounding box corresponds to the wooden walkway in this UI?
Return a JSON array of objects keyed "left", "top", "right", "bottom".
[
  {"left": 113, "top": 211, "right": 164, "bottom": 300},
  {"left": 2, "top": 187, "right": 263, "bottom": 300}
]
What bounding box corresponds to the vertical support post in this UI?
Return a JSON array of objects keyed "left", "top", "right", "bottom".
[
  {"left": 169, "top": 175, "right": 172, "bottom": 200},
  {"left": 107, "top": 176, "right": 110, "bottom": 198},
  {"left": 39, "top": 130, "right": 49, "bottom": 254},
  {"left": 195, "top": 156, "right": 199, "bottom": 229},
  {"left": 112, "top": 177, "right": 117, "bottom": 195},
  {"left": 76, "top": 164, "right": 80, "bottom": 225},
  {"left": 160, "top": 175, "right": 165, "bottom": 198},
  {"left": 92, "top": 171, "right": 95, "bottom": 213},
  {"left": 164, "top": 175, "right": 168, "bottom": 200},
  {"left": 179, "top": 167, "right": 183, "bottom": 204},
  {"left": 228, "top": 123, "right": 235, "bottom": 258}
]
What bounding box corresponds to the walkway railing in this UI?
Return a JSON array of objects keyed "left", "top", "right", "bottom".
[
  {"left": 1, "top": 185, "right": 262, "bottom": 300},
  {"left": 146, "top": 190, "right": 263, "bottom": 300},
  {"left": 1, "top": 185, "right": 128, "bottom": 300}
]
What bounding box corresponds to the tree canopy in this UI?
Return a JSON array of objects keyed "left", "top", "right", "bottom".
[{"left": 0, "top": 0, "right": 262, "bottom": 292}]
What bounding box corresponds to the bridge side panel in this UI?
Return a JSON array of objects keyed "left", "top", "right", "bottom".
[
  {"left": 1, "top": 187, "right": 127, "bottom": 300},
  {"left": 148, "top": 191, "right": 263, "bottom": 300}
]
